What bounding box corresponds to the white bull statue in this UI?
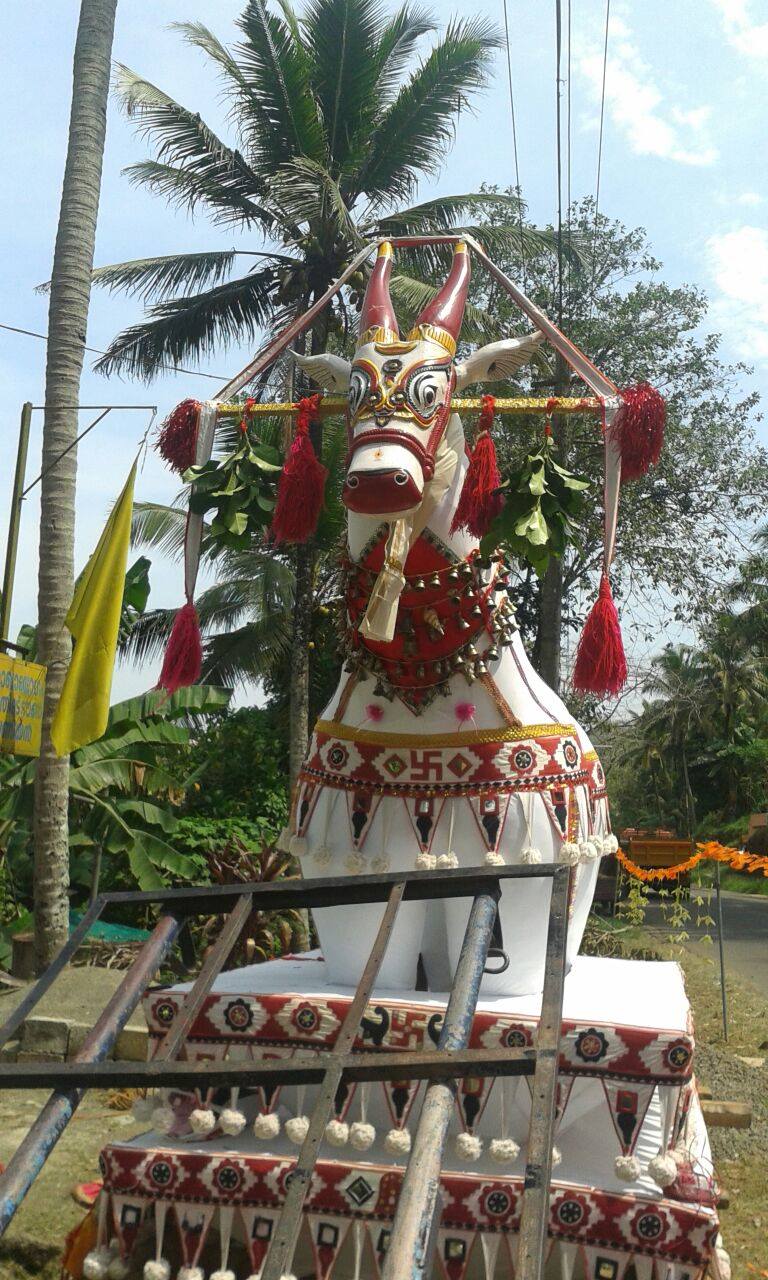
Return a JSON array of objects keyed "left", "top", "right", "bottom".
[{"left": 285, "top": 241, "right": 617, "bottom": 996}]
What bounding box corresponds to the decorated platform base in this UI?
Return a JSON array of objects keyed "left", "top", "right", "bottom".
[{"left": 88, "top": 955, "right": 727, "bottom": 1280}]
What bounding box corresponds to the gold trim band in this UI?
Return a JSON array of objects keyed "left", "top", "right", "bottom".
[
  {"left": 404, "top": 322, "right": 457, "bottom": 356},
  {"left": 314, "top": 719, "right": 577, "bottom": 747}
]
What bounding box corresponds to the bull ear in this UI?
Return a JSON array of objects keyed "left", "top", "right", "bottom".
[
  {"left": 292, "top": 351, "right": 351, "bottom": 392},
  {"left": 455, "top": 331, "right": 544, "bottom": 392}
]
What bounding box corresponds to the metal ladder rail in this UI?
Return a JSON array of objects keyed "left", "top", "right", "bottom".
[{"left": 0, "top": 864, "right": 569, "bottom": 1277}]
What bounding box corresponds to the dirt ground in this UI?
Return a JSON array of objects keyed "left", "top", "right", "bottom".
[{"left": 0, "top": 939, "right": 766, "bottom": 1279}]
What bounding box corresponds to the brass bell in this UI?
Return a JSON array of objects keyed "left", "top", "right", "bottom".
[
  {"left": 432, "top": 661, "right": 443, "bottom": 676},
  {"left": 471, "top": 603, "right": 483, "bottom": 617},
  {"left": 373, "top": 680, "right": 386, "bottom": 696},
  {"left": 461, "top": 562, "right": 473, "bottom": 579},
  {"left": 453, "top": 655, "right": 467, "bottom": 672},
  {"left": 466, "top": 644, "right": 478, "bottom": 659},
  {"left": 447, "top": 567, "right": 460, "bottom": 582},
  {"left": 414, "top": 577, "right": 426, "bottom": 591},
  {"left": 475, "top": 659, "right": 488, "bottom": 677},
  {"left": 429, "top": 572, "right": 441, "bottom": 589},
  {"left": 487, "top": 646, "right": 500, "bottom": 662},
  {"left": 458, "top": 616, "right": 471, "bottom": 631},
  {"left": 416, "top": 663, "right": 425, "bottom": 678},
  {"left": 465, "top": 666, "right": 476, "bottom": 684},
  {"left": 439, "top": 681, "right": 452, "bottom": 696}
]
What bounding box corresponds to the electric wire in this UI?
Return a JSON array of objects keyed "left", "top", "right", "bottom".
[
  {"left": 502, "top": 0, "right": 527, "bottom": 291},
  {"left": 566, "top": 0, "right": 573, "bottom": 329},
  {"left": 0, "top": 321, "right": 225, "bottom": 381},
  {"left": 588, "top": 0, "right": 612, "bottom": 335},
  {"left": 555, "top": 0, "right": 565, "bottom": 331}
]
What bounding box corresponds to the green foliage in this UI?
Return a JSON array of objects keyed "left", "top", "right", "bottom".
[
  {"left": 184, "top": 706, "right": 290, "bottom": 831},
  {"left": 481, "top": 435, "right": 590, "bottom": 577},
  {"left": 0, "top": 685, "right": 231, "bottom": 895},
  {"left": 185, "top": 425, "right": 282, "bottom": 550}
]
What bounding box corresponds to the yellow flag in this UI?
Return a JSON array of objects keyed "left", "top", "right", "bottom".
[{"left": 51, "top": 461, "right": 137, "bottom": 756}]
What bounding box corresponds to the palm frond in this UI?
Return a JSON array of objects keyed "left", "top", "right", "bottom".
[
  {"left": 354, "top": 17, "right": 501, "bottom": 205},
  {"left": 118, "top": 607, "right": 176, "bottom": 665},
  {"left": 94, "top": 267, "right": 279, "bottom": 380},
  {"left": 235, "top": 0, "right": 326, "bottom": 167},
  {"left": 92, "top": 250, "right": 239, "bottom": 302},
  {"left": 114, "top": 65, "right": 276, "bottom": 229},
  {"left": 202, "top": 617, "right": 292, "bottom": 688},
  {"left": 122, "top": 160, "right": 281, "bottom": 231},
  {"left": 367, "top": 5, "right": 435, "bottom": 106},
  {"left": 270, "top": 157, "right": 363, "bottom": 243},
  {"left": 376, "top": 191, "right": 527, "bottom": 232},
  {"left": 302, "top": 0, "right": 384, "bottom": 167},
  {"left": 131, "top": 501, "right": 189, "bottom": 558}
]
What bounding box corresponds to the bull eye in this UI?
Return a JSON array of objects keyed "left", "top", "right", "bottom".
[
  {"left": 348, "top": 366, "right": 371, "bottom": 418},
  {"left": 405, "top": 368, "right": 448, "bottom": 420}
]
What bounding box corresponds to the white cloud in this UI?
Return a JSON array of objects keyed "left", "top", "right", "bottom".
[
  {"left": 706, "top": 225, "right": 768, "bottom": 361},
  {"left": 576, "top": 14, "right": 718, "bottom": 167},
  {"left": 714, "top": 190, "right": 765, "bottom": 207},
  {"left": 712, "top": 0, "right": 768, "bottom": 58}
]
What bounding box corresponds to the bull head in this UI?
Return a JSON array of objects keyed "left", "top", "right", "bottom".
[{"left": 295, "top": 241, "right": 542, "bottom": 521}]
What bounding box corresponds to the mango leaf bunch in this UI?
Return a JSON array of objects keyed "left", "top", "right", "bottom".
[
  {"left": 184, "top": 422, "right": 282, "bottom": 551},
  {"left": 481, "top": 435, "right": 591, "bottom": 576}
]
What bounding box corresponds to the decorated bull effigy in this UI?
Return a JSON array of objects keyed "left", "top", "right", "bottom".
[{"left": 80, "top": 239, "right": 728, "bottom": 1280}]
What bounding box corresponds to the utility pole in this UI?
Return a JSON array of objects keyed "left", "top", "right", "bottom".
[{"left": 0, "top": 403, "right": 32, "bottom": 644}]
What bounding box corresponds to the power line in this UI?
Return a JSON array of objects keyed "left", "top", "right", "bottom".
[
  {"left": 502, "top": 0, "right": 528, "bottom": 291},
  {"left": 588, "top": 0, "right": 612, "bottom": 332},
  {"left": 566, "top": 0, "right": 572, "bottom": 328},
  {"left": 555, "top": 0, "right": 565, "bottom": 329},
  {"left": 0, "top": 321, "right": 225, "bottom": 382}
]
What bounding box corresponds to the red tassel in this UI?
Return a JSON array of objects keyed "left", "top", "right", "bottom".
[
  {"left": 612, "top": 383, "right": 666, "bottom": 481},
  {"left": 572, "top": 573, "right": 627, "bottom": 696},
  {"left": 270, "top": 394, "right": 327, "bottom": 544},
  {"left": 157, "top": 601, "right": 202, "bottom": 694},
  {"left": 156, "top": 399, "right": 201, "bottom": 473},
  {"left": 450, "top": 395, "right": 503, "bottom": 538}
]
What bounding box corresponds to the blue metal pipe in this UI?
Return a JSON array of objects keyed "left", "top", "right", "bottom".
[{"left": 0, "top": 912, "right": 181, "bottom": 1235}]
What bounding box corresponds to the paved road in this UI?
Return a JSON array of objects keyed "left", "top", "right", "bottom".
[{"left": 644, "top": 888, "right": 768, "bottom": 993}]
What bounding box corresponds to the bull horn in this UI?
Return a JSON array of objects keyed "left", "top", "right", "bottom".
[
  {"left": 408, "top": 242, "right": 471, "bottom": 356},
  {"left": 359, "top": 242, "right": 399, "bottom": 345}
]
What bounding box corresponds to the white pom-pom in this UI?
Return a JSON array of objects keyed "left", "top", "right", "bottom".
[
  {"left": 437, "top": 852, "right": 458, "bottom": 869},
  {"left": 349, "top": 1121, "right": 376, "bottom": 1150},
  {"left": 285, "top": 1114, "right": 310, "bottom": 1145},
  {"left": 325, "top": 1118, "right": 349, "bottom": 1147},
  {"left": 485, "top": 851, "right": 505, "bottom": 866},
  {"left": 647, "top": 1151, "right": 678, "bottom": 1187},
  {"left": 521, "top": 846, "right": 542, "bottom": 865},
  {"left": 489, "top": 1137, "right": 520, "bottom": 1164},
  {"left": 108, "top": 1240, "right": 121, "bottom": 1259},
  {"left": 177, "top": 1268, "right": 205, "bottom": 1280},
  {"left": 415, "top": 852, "right": 436, "bottom": 870},
  {"left": 131, "top": 1096, "right": 155, "bottom": 1123},
  {"left": 289, "top": 835, "right": 307, "bottom": 858},
  {"left": 315, "top": 845, "right": 332, "bottom": 867},
  {"left": 614, "top": 1154, "right": 641, "bottom": 1182},
  {"left": 253, "top": 1111, "right": 280, "bottom": 1140},
  {"left": 345, "top": 853, "right": 365, "bottom": 875},
  {"left": 143, "top": 1262, "right": 171, "bottom": 1280},
  {"left": 106, "top": 1257, "right": 130, "bottom": 1280},
  {"left": 210, "top": 1271, "right": 236, "bottom": 1280},
  {"left": 551, "top": 1146, "right": 562, "bottom": 1168},
  {"left": 151, "top": 1106, "right": 175, "bottom": 1135},
  {"left": 371, "top": 854, "right": 390, "bottom": 874},
  {"left": 455, "top": 1132, "right": 482, "bottom": 1161},
  {"left": 219, "top": 1108, "right": 247, "bottom": 1136},
  {"left": 602, "top": 833, "right": 619, "bottom": 854},
  {"left": 189, "top": 1107, "right": 216, "bottom": 1136},
  {"left": 558, "top": 841, "right": 581, "bottom": 865},
  {"left": 276, "top": 826, "right": 292, "bottom": 852},
  {"left": 83, "top": 1249, "right": 112, "bottom": 1280},
  {"left": 587, "top": 837, "right": 604, "bottom": 860},
  {"left": 384, "top": 1127, "right": 411, "bottom": 1154}
]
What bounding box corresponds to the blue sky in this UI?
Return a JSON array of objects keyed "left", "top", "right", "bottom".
[{"left": 1, "top": 0, "right": 766, "bottom": 699}]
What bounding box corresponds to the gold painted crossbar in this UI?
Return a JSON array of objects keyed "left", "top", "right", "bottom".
[{"left": 216, "top": 395, "right": 603, "bottom": 416}]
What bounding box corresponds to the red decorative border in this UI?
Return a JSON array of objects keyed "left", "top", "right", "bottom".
[
  {"left": 145, "top": 991, "right": 694, "bottom": 1085},
  {"left": 100, "top": 1147, "right": 718, "bottom": 1266}
]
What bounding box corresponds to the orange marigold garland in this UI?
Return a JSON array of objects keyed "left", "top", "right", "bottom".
[{"left": 616, "top": 841, "right": 768, "bottom": 883}]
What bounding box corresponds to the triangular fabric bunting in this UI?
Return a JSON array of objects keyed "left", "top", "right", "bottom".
[
  {"left": 631, "top": 1257, "right": 655, "bottom": 1280},
  {"left": 455, "top": 1072, "right": 496, "bottom": 1132},
  {"left": 480, "top": 1232, "right": 501, "bottom": 1280},
  {"left": 110, "top": 1195, "right": 146, "bottom": 1260},
  {"left": 307, "top": 1213, "right": 353, "bottom": 1280},
  {"left": 436, "top": 1228, "right": 478, "bottom": 1280},
  {"left": 586, "top": 1245, "right": 632, "bottom": 1280},
  {"left": 601, "top": 1079, "right": 656, "bottom": 1156},
  {"left": 172, "top": 1201, "right": 215, "bottom": 1267},
  {"left": 404, "top": 795, "right": 447, "bottom": 854},
  {"left": 347, "top": 790, "right": 382, "bottom": 850},
  {"left": 239, "top": 1205, "right": 282, "bottom": 1275},
  {"left": 468, "top": 793, "right": 512, "bottom": 853},
  {"left": 381, "top": 1074, "right": 422, "bottom": 1130},
  {"left": 557, "top": 1239, "right": 580, "bottom": 1280}
]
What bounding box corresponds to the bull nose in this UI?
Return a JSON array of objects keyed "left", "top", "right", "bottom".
[{"left": 342, "top": 467, "right": 421, "bottom": 513}]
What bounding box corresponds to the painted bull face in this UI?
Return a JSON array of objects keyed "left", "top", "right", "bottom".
[{"left": 293, "top": 241, "right": 542, "bottom": 520}]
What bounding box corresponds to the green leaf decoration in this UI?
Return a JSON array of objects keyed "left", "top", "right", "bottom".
[{"left": 482, "top": 436, "right": 591, "bottom": 574}]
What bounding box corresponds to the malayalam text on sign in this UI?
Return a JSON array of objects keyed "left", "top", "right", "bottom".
[{"left": 0, "top": 652, "right": 46, "bottom": 757}]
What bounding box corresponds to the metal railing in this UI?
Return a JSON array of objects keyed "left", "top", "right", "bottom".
[{"left": 0, "top": 863, "right": 571, "bottom": 1279}]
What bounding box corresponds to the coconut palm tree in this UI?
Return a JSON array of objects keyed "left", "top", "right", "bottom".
[
  {"left": 95, "top": 0, "right": 566, "bottom": 782},
  {"left": 33, "top": 0, "right": 118, "bottom": 972}
]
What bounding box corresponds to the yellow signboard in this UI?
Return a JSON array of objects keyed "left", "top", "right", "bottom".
[{"left": 0, "top": 652, "right": 46, "bottom": 757}]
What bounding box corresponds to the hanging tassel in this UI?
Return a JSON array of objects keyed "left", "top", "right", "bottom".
[
  {"left": 156, "top": 400, "right": 201, "bottom": 474},
  {"left": 450, "top": 395, "right": 503, "bottom": 538},
  {"left": 612, "top": 383, "right": 666, "bottom": 481},
  {"left": 572, "top": 573, "right": 627, "bottom": 696},
  {"left": 270, "top": 394, "right": 327, "bottom": 544},
  {"left": 156, "top": 601, "right": 203, "bottom": 695}
]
